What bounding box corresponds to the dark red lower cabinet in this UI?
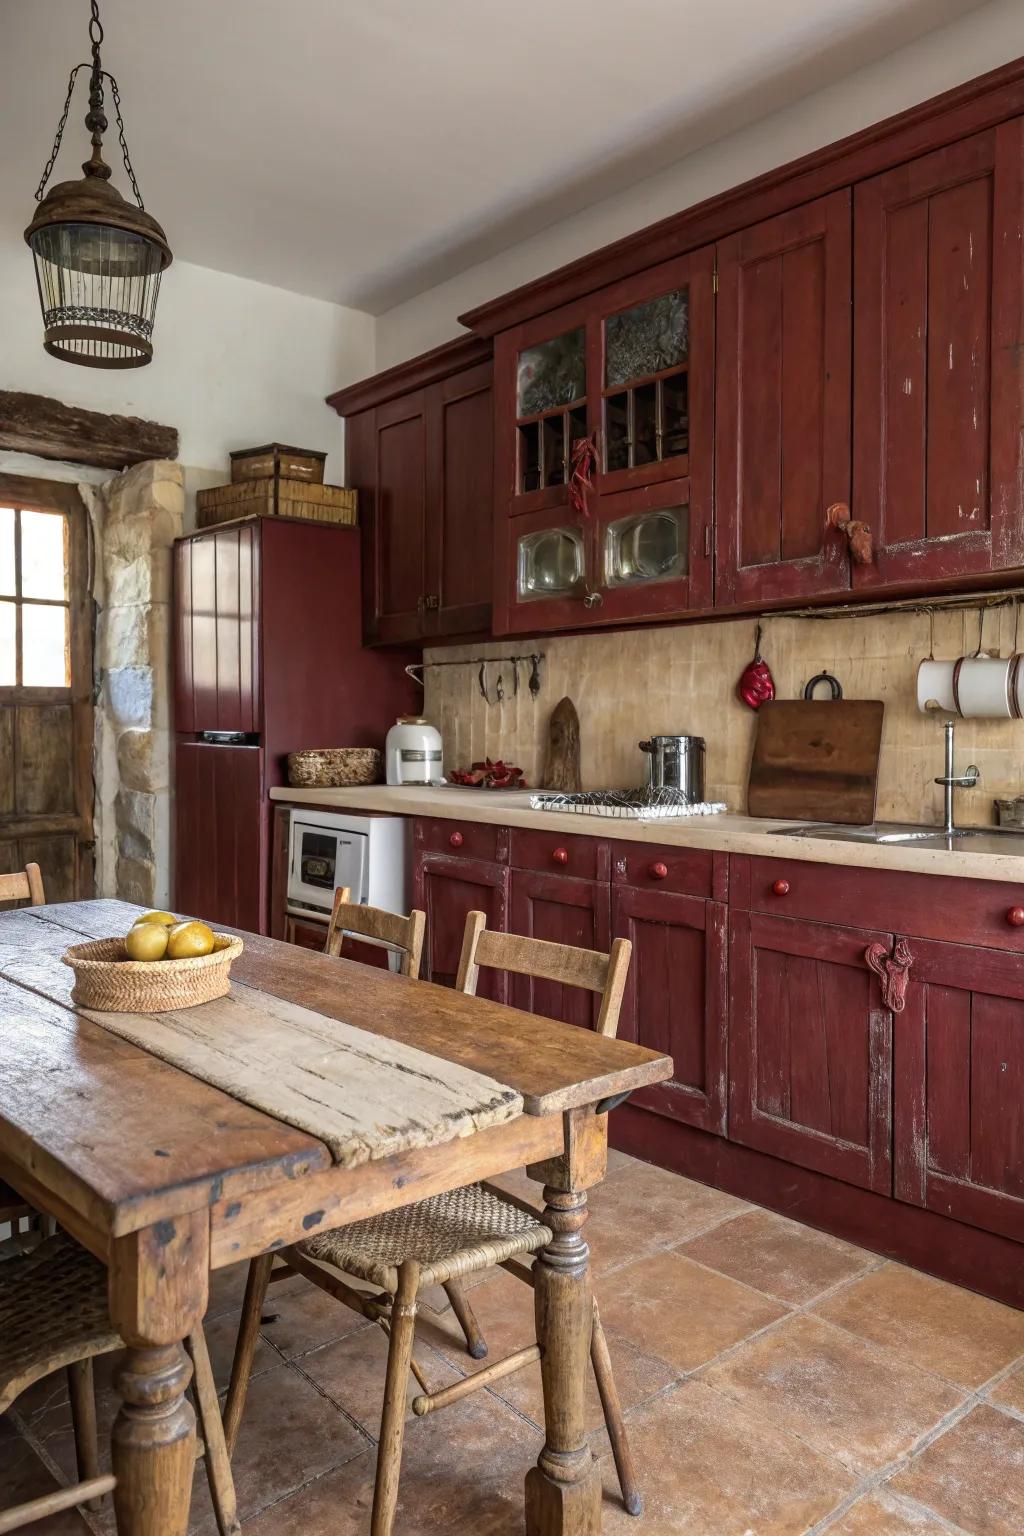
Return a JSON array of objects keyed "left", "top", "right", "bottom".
[
  {"left": 413, "top": 852, "right": 509, "bottom": 1002},
  {"left": 174, "top": 742, "right": 265, "bottom": 932},
  {"left": 612, "top": 886, "right": 727, "bottom": 1135},
  {"left": 728, "top": 910, "right": 894, "bottom": 1195},
  {"left": 509, "top": 870, "right": 610, "bottom": 1029},
  {"left": 895, "top": 937, "right": 1024, "bottom": 1242}
]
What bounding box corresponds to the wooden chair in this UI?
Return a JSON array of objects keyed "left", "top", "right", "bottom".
[
  {"left": 0, "top": 864, "right": 45, "bottom": 908},
  {"left": 225, "top": 916, "right": 639, "bottom": 1536},
  {"left": 324, "top": 885, "right": 425, "bottom": 976},
  {"left": 0, "top": 1235, "right": 239, "bottom": 1535}
]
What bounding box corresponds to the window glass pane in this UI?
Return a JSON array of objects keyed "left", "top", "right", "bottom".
[
  {"left": 21, "top": 602, "right": 69, "bottom": 687},
  {"left": 0, "top": 601, "right": 14, "bottom": 684},
  {"left": 21, "top": 509, "right": 67, "bottom": 600},
  {"left": 517, "top": 328, "right": 585, "bottom": 416},
  {"left": 605, "top": 289, "right": 688, "bottom": 387},
  {"left": 0, "top": 509, "right": 14, "bottom": 597}
]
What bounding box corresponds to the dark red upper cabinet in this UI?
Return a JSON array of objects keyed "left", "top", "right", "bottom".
[
  {"left": 332, "top": 337, "right": 494, "bottom": 646},
  {"left": 493, "top": 247, "right": 715, "bottom": 634},
  {"left": 715, "top": 192, "right": 852, "bottom": 608},
  {"left": 174, "top": 522, "right": 260, "bottom": 736},
  {"left": 853, "top": 119, "right": 1024, "bottom": 590}
]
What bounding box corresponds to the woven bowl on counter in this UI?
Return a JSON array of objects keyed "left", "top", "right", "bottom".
[
  {"left": 61, "top": 935, "right": 244, "bottom": 1013},
  {"left": 287, "top": 746, "right": 382, "bottom": 788}
]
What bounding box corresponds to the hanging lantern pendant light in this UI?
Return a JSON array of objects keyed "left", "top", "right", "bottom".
[{"left": 25, "top": 0, "right": 172, "bottom": 369}]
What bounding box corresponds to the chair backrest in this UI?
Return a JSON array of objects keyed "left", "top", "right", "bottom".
[
  {"left": 0, "top": 863, "right": 45, "bottom": 908},
  {"left": 324, "top": 885, "right": 425, "bottom": 980},
  {"left": 455, "top": 912, "right": 631, "bottom": 1039}
]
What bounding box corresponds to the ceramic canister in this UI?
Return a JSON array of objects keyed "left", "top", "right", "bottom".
[{"left": 953, "top": 655, "right": 1014, "bottom": 719}]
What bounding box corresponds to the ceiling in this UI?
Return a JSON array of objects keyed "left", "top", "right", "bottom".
[{"left": 3, "top": 0, "right": 990, "bottom": 314}]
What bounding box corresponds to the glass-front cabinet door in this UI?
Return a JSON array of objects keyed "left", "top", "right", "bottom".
[{"left": 492, "top": 245, "right": 714, "bottom": 633}]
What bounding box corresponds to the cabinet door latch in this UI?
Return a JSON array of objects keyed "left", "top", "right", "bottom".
[{"left": 864, "top": 936, "right": 914, "bottom": 1013}]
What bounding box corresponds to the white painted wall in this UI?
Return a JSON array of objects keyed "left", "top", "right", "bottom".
[
  {"left": 0, "top": 224, "right": 375, "bottom": 483},
  {"left": 375, "top": 0, "right": 1024, "bottom": 367}
]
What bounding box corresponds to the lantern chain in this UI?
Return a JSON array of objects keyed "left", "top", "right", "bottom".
[
  {"left": 106, "top": 73, "right": 145, "bottom": 209},
  {"left": 34, "top": 63, "right": 87, "bottom": 201}
]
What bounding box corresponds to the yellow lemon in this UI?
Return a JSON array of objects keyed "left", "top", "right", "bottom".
[
  {"left": 137, "top": 910, "right": 178, "bottom": 927},
  {"left": 166, "top": 920, "right": 215, "bottom": 960},
  {"left": 125, "top": 922, "right": 169, "bottom": 961},
  {"left": 211, "top": 934, "right": 233, "bottom": 952}
]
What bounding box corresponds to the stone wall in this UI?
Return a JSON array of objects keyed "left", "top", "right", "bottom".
[
  {"left": 92, "top": 459, "right": 183, "bottom": 906},
  {"left": 424, "top": 597, "right": 1024, "bottom": 828}
]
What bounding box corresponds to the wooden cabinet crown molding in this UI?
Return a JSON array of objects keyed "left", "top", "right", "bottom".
[
  {"left": 460, "top": 54, "right": 1024, "bottom": 337},
  {"left": 327, "top": 332, "right": 492, "bottom": 418}
]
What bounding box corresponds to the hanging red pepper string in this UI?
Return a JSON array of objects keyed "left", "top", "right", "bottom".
[{"left": 568, "top": 433, "right": 597, "bottom": 518}]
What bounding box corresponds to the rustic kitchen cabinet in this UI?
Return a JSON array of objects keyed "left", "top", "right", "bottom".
[
  {"left": 332, "top": 336, "right": 494, "bottom": 645},
  {"left": 852, "top": 119, "right": 1024, "bottom": 590},
  {"left": 509, "top": 870, "right": 611, "bottom": 1029},
  {"left": 728, "top": 909, "right": 894, "bottom": 1193},
  {"left": 492, "top": 248, "right": 715, "bottom": 634},
  {"left": 174, "top": 740, "right": 265, "bottom": 933},
  {"left": 715, "top": 192, "right": 852, "bottom": 607},
  {"left": 174, "top": 521, "right": 260, "bottom": 736},
  {"left": 413, "top": 848, "right": 509, "bottom": 1002}
]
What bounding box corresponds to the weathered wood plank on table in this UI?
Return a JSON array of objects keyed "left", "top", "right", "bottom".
[{"left": 0, "top": 901, "right": 672, "bottom": 1253}]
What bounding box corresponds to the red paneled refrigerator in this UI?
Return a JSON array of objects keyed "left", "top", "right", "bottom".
[{"left": 173, "top": 517, "right": 418, "bottom": 932}]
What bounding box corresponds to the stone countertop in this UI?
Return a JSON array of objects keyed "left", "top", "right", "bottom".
[{"left": 268, "top": 785, "right": 1024, "bottom": 884}]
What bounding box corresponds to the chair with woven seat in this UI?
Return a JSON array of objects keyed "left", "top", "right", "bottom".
[
  {"left": 224, "top": 915, "right": 639, "bottom": 1536},
  {"left": 1, "top": 1234, "right": 239, "bottom": 1534}
]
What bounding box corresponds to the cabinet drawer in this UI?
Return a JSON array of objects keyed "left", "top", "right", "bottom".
[
  {"left": 413, "top": 817, "right": 509, "bottom": 864},
  {"left": 738, "top": 854, "right": 1024, "bottom": 952},
  {"left": 510, "top": 829, "right": 609, "bottom": 880},
  {"left": 612, "top": 841, "right": 719, "bottom": 899}
]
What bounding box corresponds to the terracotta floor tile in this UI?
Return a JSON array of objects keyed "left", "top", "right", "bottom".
[
  {"left": 596, "top": 1250, "right": 786, "bottom": 1374},
  {"left": 814, "top": 1262, "right": 1024, "bottom": 1388},
  {"left": 242, "top": 1390, "right": 541, "bottom": 1535},
  {"left": 702, "top": 1313, "right": 964, "bottom": 1473},
  {"left": 298, "top": 1323, "right": 460, "bottom": 1437},
  {"left": 596, "top": 1379, "right": 853, "bottom": 1535},
  {"left": 989, "top": 1363, "right": 1024, "bottom": 1415},
  {"left": 890, "top": 1404, "right": 1024, "bottom": 1535},
  {"left": 256, "top": 1276, "right": 374, "bottom": 1359},
  {"left": 822, "top": 1489, "right": 960, "bottom": 1533},
  {"left": 221, "top": 1359, "right": 368, "bottom": 1520},
  {"left": 678, "top": 1207, "right": 877, "bottom": 1304},
  {"left": 584, "top": 1166, "right": 748, "bottom": 1274},
  {"left": 202, "top": 1307, "right": 279, "bottom": 1390},
  {"left": 418, "top": 1265, "right": 679, "bottom": 1432},
  {"left": 0, "top": 1419, "right": 90, "bottom": 1534}
]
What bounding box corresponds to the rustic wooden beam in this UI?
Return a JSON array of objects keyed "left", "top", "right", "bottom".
[{"left": 0, "top": 391, "right": 178, "bottom": 470}]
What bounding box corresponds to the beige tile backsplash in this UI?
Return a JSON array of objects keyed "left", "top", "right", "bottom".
[{"left": 423, "top": 601, "right": 1024, "bottom": 825}]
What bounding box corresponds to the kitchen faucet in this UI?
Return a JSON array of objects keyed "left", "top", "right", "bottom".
[{"left": 935, "top": 719, "right": 980, "bottom": 835}]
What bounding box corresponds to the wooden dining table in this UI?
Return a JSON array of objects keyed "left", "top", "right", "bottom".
[{"left": 0, "top": 898, "right": 671, "bottom": 1535}]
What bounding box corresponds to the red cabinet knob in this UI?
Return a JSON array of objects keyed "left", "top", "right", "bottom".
[
  {"left": 552, "top": 847, "right": 569, "bottom": 865},
  {"left": 1007, "top": 906, "right": 1024, "bottom": 927},
  {"left": 449, "top": 830, "right": 464, "bottom": 848},
  {"left": 771, "top": 879, "right": 790, "bottom": 897},
  {"left": 650, "top": 862, "right": 669, "bottom": 880}
]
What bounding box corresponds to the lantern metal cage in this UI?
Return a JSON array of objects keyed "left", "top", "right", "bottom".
[{"left": 25, "top": 2, "right": 172, "bottom": 369}]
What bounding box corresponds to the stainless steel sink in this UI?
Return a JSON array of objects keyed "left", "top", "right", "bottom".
[{"left": 775, "top": 823, "right": 1024, "bottom": 854}]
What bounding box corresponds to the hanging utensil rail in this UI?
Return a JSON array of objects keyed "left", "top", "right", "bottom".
[{"left": 404, "top": 654, "right": 544, "bottom": 684}]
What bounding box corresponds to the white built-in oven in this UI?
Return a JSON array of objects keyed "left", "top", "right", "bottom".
[{"left": 286, "top": 809, "right": 408, "bottom": 924}]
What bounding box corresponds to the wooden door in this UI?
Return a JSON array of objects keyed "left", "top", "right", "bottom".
[
  {"left": 853, "top": 119, "right": 1024, "bottom": 588},
  {"left": 425, "top": 362, "right": 493, "bottom": 637},
  {"left": 716, "top": 192, "right": 852, "bottom": 607},
  {"left": 174, "top": 741, "right": 264, "bottom": 930},
  {"left": 0, "top": 475, "right": 93, "bottom": 903},
  {"left": 895, "top": 937, "right": 1024, "bottom": 1242},
  {"left": 174, "top": 524, "right": 259, "bottom": 735},
  {"left": 509, "top": 870, "right": 610, "bottom": 1029},
  {"left": 414, "top": 852, "right": 509, "bottom": 1003},
  {"left": 729, "top": 910, "right": 893, "bottom": 1193},
  {"left": 612, "top": 887, "right": 727, "bottom": 1134}
]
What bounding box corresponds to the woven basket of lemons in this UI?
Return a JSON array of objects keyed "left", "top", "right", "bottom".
[{"left": 62, "top": 911, "right": 243, "bottom": 1012}]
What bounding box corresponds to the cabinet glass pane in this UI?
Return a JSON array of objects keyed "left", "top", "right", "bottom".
[
  {"left": 605, "top": 506, "right": 689, "bottom": 587},
  {"left": 605, "top": 289, "right": 687, "bottom": 387},
  {"left": 517, "top": 328, "right": 586, "bottom": 417},
  {"left": 517, "top": 526, "right": 584, "bottom": 599}
]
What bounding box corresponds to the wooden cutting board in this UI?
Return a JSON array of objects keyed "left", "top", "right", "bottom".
[{"left": 747, "top": 699, "right": 884, "bottom": 824}]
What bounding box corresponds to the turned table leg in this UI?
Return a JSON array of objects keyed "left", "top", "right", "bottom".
[
  {"left": 108, "top": 1212, "right": 209, "bottom": 1536},
  {"left": 526, "top": 1187, "right": 601, "bottom": 1536}
]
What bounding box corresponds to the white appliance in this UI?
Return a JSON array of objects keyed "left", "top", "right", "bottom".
[
  {"left": 286, "top": 809, "right": 408, "bottom": 925},
  {"left": 386, "top": 716, "right": 443, "bottom": 785}
]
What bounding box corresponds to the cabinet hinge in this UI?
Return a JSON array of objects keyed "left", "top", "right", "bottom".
[
  {"left": 703, "top": 525, "right": 712, "bottom": 559},
  {"left": 712, "top": 265, "right": 719, "bottom": 295}
]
